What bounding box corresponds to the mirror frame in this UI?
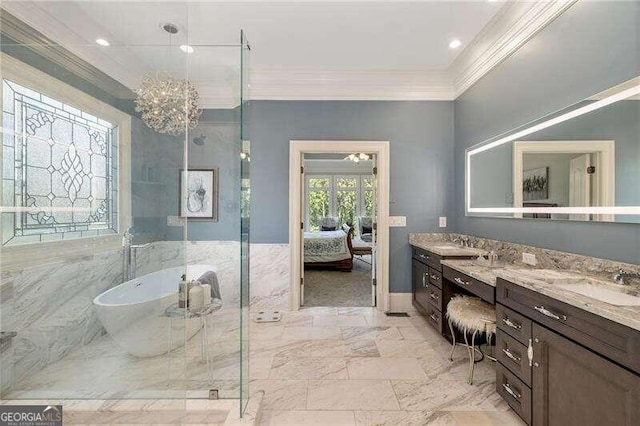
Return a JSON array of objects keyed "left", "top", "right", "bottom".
[{"left": 465, "top": 81, "right": 640, "bottom": 219}]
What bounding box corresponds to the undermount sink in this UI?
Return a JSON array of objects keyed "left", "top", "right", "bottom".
[{"left": 557, "top": 282, "right": 640, "bottom": 307}]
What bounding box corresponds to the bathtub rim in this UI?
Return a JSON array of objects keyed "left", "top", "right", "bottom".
[{"left": 93, "top": 264, "right": 217, "bottom": 308}]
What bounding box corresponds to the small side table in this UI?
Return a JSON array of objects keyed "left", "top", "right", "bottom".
[{"left": 165, "top": 299, "right": 222, "bottom": 379}]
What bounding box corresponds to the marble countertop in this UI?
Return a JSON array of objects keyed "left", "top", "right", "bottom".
[
  {"left": 440, "top": 259, "right": 518, "bottom": 287},
  {"left": 441, "top": 259, "right": 640, "bottom": 332},
  {"left": 409, "top": 239, "right": 488, "bottom": 257},
  {"left": 495, "top": 269, "right": 640, "bottom": 332}
]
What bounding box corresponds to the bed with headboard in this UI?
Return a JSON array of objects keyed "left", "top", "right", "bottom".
[{"left": 304, "top": 219, "right": 354, "bottom": 272}]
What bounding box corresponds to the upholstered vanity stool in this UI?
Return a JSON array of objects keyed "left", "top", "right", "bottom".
[{"left": 446, "top": 295, "right": 496, "bottom": 384}]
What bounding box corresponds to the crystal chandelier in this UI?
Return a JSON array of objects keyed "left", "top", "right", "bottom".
[{"left": 134, "top": 73, "right": 202, "bottom": 136}]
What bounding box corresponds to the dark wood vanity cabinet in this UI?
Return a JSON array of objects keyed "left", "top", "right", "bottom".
[
  {"left": 496, "top": 278, "right": 640, "bottom": 425},
  {"left": 411, "top": 246, "right": 447, "bottom": 334},
  {"left": 531, "top": 323, "right": 639, "bottom": 426}
]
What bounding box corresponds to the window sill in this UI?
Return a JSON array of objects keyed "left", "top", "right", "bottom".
[{"left": 1, "top": 234, "right": 123, "bottom": 272}]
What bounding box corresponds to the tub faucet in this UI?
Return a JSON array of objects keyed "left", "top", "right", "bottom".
[{"left": 613, "top": 269, "right": 640, "bottom": 285}]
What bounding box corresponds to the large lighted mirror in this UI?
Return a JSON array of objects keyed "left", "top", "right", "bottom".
[{"left": 466, "top": 76, "right": 640, "bottom": 223}]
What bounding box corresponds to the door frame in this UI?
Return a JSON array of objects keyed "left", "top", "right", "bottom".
[
  {"left": 289, "top": 140, "right": 390, "bottom": 311},
  {"left": 513, "top": 140, "right": 615, "bottom": 221}
]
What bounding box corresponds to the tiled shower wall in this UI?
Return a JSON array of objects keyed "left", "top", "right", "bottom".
[
  {"left": 0, "top": 249, "right": 123, "bottom": 395},
  {"left": 0, "top": 240, "right": 290, "bottom": 396}
]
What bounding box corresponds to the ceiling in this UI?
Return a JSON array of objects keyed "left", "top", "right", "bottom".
[{"left": 2, "top": 1, "right": 576, "bottom": 106}]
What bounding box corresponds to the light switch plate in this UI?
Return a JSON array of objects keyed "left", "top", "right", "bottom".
[
  {"left": 439, "top": 217, "right": 447, "bottom": 228},
  {"left": 522, "top": 253, "right": 537, "bottom": 266},
  {"left": 167, "top": 216, "right": 185, "bottom": 227},
  {"left": 389, "top": 216, "right": 406, "bottom": 227}
]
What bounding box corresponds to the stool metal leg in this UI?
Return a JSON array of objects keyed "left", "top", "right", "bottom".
[
  {"left": 468, "top": 329, "right": 479, "bottom": 385},
  {"left": 448, "top": 317, "right": 457, "bottom": 361}
]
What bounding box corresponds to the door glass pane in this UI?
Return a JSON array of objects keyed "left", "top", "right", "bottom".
[
  {"left": 308, "top": 189, "right": 330, "bottom": 231},
  {"left": 337, "top": 177, "right": 357, "bottom": 188},
  {"left": 336, "top": 189, "right": 357, "bottom": 228},
  {"left": 309, "top": 177, "right": 330, "bottom": 188}
]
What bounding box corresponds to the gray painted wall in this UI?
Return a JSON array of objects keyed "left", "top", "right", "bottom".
[
  {"left": 248, "top": 100, "right": 454, "bottom": 292},
  {"left": 455, "top": 0, "right": 640, "bottom": 265}
]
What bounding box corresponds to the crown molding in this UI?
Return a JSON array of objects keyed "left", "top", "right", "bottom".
[
  {"left": 250, "top": 68, "right": 455, "bottom": 101},
  {"left": 450, "top": 0, "right": 578, "bottom": 98},
  {"left": 2, "top": 1, "right": 577, "bottom": 103},
  {"left": 0, "top": 8, "right": 134, "bottom": 100}
]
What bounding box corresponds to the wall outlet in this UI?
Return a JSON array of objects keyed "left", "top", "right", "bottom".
[
  {"left": 439, "top": 216, "right": 447, "bottom": 228},
  {"left": 389, "top": 216, "right": 406, "bottom": 227},
  {"left": 522, "top": 252, "right": 537, "bottom": 266}
]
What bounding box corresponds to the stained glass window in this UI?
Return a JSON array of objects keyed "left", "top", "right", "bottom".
[{"left": 2, "top": 79, "right": 118, "bottom": 246}]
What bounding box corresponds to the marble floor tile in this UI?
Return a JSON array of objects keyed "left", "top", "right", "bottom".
[
  {"left": 250, "top": 340, "right": 312, "bottom": 359},
  {"left": 337, "top": 307, "right": 377, "bottom": 316},
  {"left": 250, "top": 380, "right": 308, "bottom": 410},
  {"left": 250, "top": 357, "right": 274, "bottom": 380},
  {"left": 261, "top": 409, "right": 356, "bottom": 426},
  {"left": 392, "top": 379, "right": 509, "bottom": 412},
  {"left": 363, "top": 315, "right": 415, "bottom": 327},
  {"left": 450, "top": 410, "right": 526, "bottom": 426},
  {"left": 398, "top": 325, "right": 436, "bottom": 340},
  {"left": 341, "top": 326, "right": 403, "bottom": 341},
  {"left": 310, "top": 339, "right": 379, "bottom": 358},
  {"left": 375, "top": 339, "right": 434, "bottom": 358},
  {"left": 269, "top": 356, "right": 347, "bottom": 380},
  {"left": 281, "top": 326, "right": 342, "bottom": 340},
  {"left": 312, "top": 315, "right": 368, "bottom": 327},
  {"left": 306, "top": 380, "right": 400, "bottom": 411},
  {"left": 294, "top": 307, "right": 339, "bottom": 316},
  {"left": 354, "top": 410, "right": 456, "bottom": 426},
  {"left": 347, "top": 357, "right": 426, "bottom": 380}
]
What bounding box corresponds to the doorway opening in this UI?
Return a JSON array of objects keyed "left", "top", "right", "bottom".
[{"left": 289, "top": 141, "right": 390, "bottom": 311}]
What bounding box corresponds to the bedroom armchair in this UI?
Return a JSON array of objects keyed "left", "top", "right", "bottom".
[
  {"left": 318, "top": 216, "right": 339, "bottom": 231},
  {"left": 357, "top": 216, "right": 373, "bottom": 242}
]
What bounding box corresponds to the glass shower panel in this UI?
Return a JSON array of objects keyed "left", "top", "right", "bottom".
[
  {"left": 240, "top": 30, "right": 251, "bottom": 415},
  {"left": 0, "top": 1, "right": 248, "bottom": 406}
]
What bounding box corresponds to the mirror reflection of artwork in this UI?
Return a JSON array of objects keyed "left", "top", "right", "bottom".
[
  {"left": 180, "top": 169, "right": 218, "bottom": 220},
  {"left": 523, "top": 167, "right": 548, "bottom": 201}
]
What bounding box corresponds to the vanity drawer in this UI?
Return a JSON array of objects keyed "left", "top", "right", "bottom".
[
  {"left": 497, "top": 304, "right": 532, "bottom": 345},
  {"left": 497, "top": 278, "right": 640, "bottom": 375},
  {"left": 426, "top": 303, "right": 443, "bottom": 334},
  {"left": 443, "top": 266, "right": 495, "bottom": 304},
  {"left": 428, "top": 268, "right": 442, "bottom": 289},
  {"left": 497, "top": 330, "right": 531, "bottom": 386},
  {"left": 412, "top": 247, "right": 442, "bottom": 271},
  {"left": 496, "top": 363, "right": 532, "bottom": 425},
  {"left": 428, "top": 285, "right": 442, "bottom": 310}
]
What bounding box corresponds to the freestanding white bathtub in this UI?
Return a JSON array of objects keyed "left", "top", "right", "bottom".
[{"left": 93, "top": 264, "right": 217, "bottom": 357}]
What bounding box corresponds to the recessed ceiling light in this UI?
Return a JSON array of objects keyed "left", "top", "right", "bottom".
[
  {"left": 180, "top": 45, "right": 195, "bottom": 54},
  {"left": 449, "top": 39, "right": 462, "bottom": 49},
  {"left": 95, "top": 38, "right": 110, "bottom": 47}
]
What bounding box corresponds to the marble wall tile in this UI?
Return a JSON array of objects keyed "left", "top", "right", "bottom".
[
  {"left": 249, "top": 244, "right": 289, "bottom": 312},
  {"left": 3, "top": 248, "right": 124, "bottom": 390}
]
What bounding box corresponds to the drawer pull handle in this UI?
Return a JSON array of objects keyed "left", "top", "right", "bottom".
[
  {"left": 502, "top": 383, "right": 521, "bottom": 400},
  {"left": 502, "top": 348, "right": 521, "bottom": 363},
  {"left": 419, "top": 254, "right": 429, "bottom": 260},
  {"left": 430, "top": 274, "right": 439, "bottom": 281},
  {"left": 502, "top": 317, "right": 522, "bottom": 330},
  {"left": 527, "top": 339, "right": 534, "bottom": 367},
  {"left": 429, "top": 313, "right": 439, "bottom": 323},
  {"left": 430, "top": 292, "right": 439, "bottom": 301},
  {"left": 454, "top": 277, "right": 470, "bottom": 286},
  {"left": 533, "top": 305, "right": 567, "bottom": 321},
  {"left": 422, "top": 273, "right": 426, "bottom": 288}
]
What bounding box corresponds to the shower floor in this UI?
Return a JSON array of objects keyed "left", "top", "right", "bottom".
[{"left": 7, "top": 307, "right": 246, "bottom": 400}]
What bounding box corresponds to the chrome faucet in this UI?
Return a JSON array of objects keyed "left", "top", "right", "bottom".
[
  {"left": 123, "top": 227, "right": 150, "bottom": 281},
  {"left": 613, "top": 269, "right": 640, "bottom": 285}
]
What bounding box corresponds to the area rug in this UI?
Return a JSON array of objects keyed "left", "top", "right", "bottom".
[{"left": 303, "top": 255, "right": 373, "bottom": 307}]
